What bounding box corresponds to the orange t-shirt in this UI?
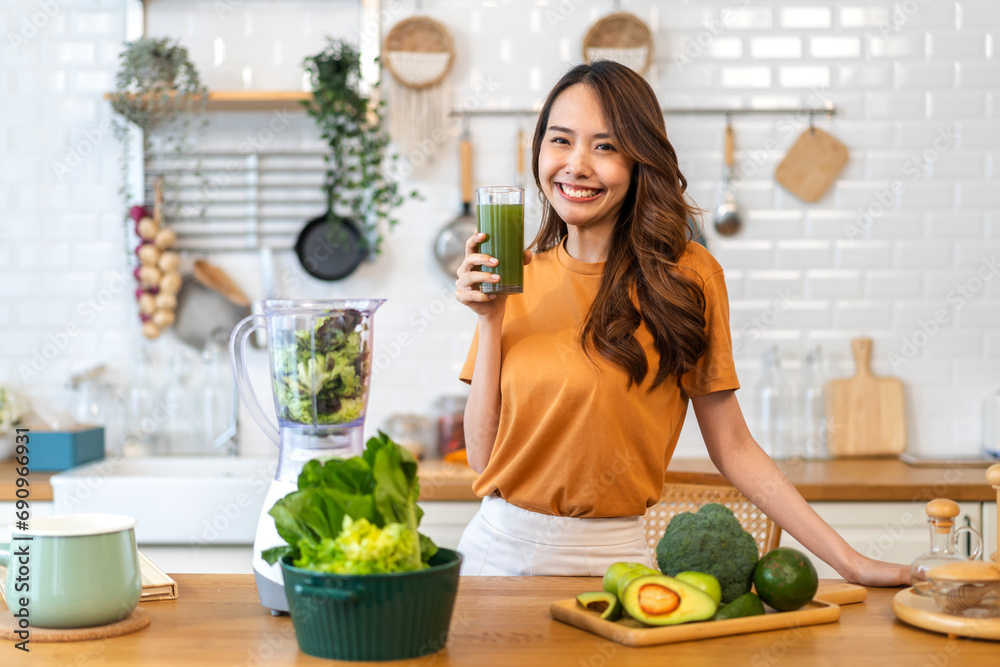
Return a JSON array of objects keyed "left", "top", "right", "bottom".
[{"left": 460, "top": 239, "right": 739, "bottom": 518}]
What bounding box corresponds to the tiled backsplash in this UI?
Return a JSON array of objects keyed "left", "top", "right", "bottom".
[{"left": 2, "top": 0, "right": 998, "bottom": 459}]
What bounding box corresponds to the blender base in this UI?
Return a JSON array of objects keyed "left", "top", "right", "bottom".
[{"left": 252, "top": 478, "right": 297, "bottom": 613}]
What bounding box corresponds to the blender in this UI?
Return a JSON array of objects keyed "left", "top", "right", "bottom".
[{"left": 230, "top": 299, "right": 384, "bottom": 612}]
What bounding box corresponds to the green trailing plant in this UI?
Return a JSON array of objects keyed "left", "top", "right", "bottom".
[
  {"left": 303, "top": 39, "right": 416, "bottom": 255},
  {"left": 108, "top": 37, "right": 208, "bottom": 225}
]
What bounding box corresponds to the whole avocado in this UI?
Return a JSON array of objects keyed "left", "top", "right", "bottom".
[{"left": 655, "top": 503, "right": 759, "bottom": 604}]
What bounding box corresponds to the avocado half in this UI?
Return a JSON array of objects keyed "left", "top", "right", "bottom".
[
  {"left": 576, "top": 591, "right": 622, "bottom": 621},
  {"left": 620, "top": 573, "right": 718, "bottom": 626}
]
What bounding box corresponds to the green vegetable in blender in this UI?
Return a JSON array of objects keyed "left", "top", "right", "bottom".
[
  {"left": 273, "top": 310, "right": 368, "bottom": 425},
  {"left": 262, "top": 432, "right": 438, "bottom": 574}
]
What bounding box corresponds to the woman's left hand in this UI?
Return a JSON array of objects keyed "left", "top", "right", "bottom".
[{"left": 839, "top": 555, "right": 910, "bottom": 588}]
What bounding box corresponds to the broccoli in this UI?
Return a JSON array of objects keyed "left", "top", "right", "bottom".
[{"left": 655, "top": 503, "right": 759, "bottom": 604}]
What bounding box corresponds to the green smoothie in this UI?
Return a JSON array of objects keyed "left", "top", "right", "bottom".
[{"left": 477, "top": 202, "right": 524, "bottom": 294}]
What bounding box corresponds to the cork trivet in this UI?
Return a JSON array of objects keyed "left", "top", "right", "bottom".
[{"left": 0, "top": 606, "right": 150, "bottom": 642}]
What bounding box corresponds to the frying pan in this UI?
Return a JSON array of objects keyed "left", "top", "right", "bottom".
[
  {"left": 434, "top": 128, "right": 477, "bottom": 279},
  {"left": 295, "top": 212, "right": 367, "bottom": 281}
]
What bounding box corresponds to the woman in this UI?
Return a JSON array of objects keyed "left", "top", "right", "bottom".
[{"left": 454, "top": 61, "right": 908, "bottom": 586}]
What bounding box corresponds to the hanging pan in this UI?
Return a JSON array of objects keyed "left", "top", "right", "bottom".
[{"left": 294, "top": 212, "right": 368, "bottom": 281}]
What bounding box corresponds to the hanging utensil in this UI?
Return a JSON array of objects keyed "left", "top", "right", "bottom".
[
  {"left": 193, "top": 259, "right": 251, "bottom": 307},
  {"left": 173, "top": 262, "right": 252, "bottom": 352},
  {"left": 434, "top": 124, "right": 477, "bottom": 279},
  {"left": 294, "top": 212, "right": 367, "bottom": 282},
  {"left": 713, "top": 120, "right": 742, "bottom": 237}
]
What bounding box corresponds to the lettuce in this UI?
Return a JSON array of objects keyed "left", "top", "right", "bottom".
[
  {"left": 262, "top": 432, "right": 438, "bottom": 574},
  {"left": 273, "top": 311, "right": 368, "bottom": 425}
]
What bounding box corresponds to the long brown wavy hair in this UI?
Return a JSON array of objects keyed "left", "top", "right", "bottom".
[{"left": 530, "top": 61, "right": 708, "bottom": 391}]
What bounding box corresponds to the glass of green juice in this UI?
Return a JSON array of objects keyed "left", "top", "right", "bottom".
[{"left": 475, "top": 186, "right": 524, "bottom": 294}]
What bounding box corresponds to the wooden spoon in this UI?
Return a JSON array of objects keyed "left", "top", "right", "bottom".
[{"left": 193, "top": 259, "right": 251, "bottom": 308}]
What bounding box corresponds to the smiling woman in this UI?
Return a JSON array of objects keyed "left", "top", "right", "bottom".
[{"left": 449, "top": 61, "right": 910, "bottom": 587}]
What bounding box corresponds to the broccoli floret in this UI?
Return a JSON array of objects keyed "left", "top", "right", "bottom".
[{"left": 655, "top": 503, "right": 759, "bottom": 604}]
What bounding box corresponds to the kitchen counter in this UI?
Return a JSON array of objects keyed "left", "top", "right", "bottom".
[
  {"left": 3, "top": 575, "right": 994, "bottom": 665},
  {"left": 0, "top": 456, "right": 995, "bottom": 503}
]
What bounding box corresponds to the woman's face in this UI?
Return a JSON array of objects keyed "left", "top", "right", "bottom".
[{"left": 538, "top": 84, "right": 634, "bottom": 235}]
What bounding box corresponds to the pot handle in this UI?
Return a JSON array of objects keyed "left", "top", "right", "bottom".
[
  {"left": 293, "top": 583, "right": 360, "bottom": 602},
  {"left": 229, "top": 313, "right": 280, "bottom": 446}
]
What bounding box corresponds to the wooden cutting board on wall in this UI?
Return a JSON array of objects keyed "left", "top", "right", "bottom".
[{"left": 826, "top": 338, "right": 907, "bottom": 457}]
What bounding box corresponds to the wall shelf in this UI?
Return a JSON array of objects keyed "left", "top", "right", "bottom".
[{"left": 104, "top": 90, "right": 313, "bottom": 112}]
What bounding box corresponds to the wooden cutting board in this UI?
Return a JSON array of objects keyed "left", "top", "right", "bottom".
[
  {"left": 826, "top": 338, "right": 907, "bottom": 457},
  {"left": 549, "top": 582, "right": 864, "bottom": 647},
  {"left": 775, "top": 127, "right": 848, "bottom": 203}
]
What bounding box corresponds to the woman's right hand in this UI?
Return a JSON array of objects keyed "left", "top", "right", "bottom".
[{"left": 455, "top": 233, "right": 530, "bottom": 319}]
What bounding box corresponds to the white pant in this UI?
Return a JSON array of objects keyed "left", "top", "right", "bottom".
[{"left": 456, "top": 494, "right": 655, "bottom": 576}]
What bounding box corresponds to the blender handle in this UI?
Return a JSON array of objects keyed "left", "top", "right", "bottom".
[{"left": 229, "top": 314, "right": 280, "bottom": 446}]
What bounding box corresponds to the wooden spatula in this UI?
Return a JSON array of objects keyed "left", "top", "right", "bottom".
[
  {"left": 825, "top": 338, "right": 907, "bottom": 457},
  {"left": 775, "top": 127, "right": 848, "bottom": 203}
]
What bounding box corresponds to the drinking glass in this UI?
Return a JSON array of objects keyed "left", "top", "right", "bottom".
[{"left": 476, "top": 186, "right": 524, "bottom": 294}]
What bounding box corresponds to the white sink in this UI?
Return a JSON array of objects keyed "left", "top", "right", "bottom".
[{"left": 50, "top": 456, "right": 276, "bottom": 545}]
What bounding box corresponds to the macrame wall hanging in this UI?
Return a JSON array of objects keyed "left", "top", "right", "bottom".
[
  {"left": 582, "top": 11, "right": 654, "bottom": 75},
  {"left": 383, "top": 16, "right": 455, "bottom": 166}
]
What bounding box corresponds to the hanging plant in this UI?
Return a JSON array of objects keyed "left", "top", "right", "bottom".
[
  {"left": 303, "top": 38, "right": 416, "bottom": 255},
  {"left": 108, "top": 37, "right": 209, "bottom": 231}
]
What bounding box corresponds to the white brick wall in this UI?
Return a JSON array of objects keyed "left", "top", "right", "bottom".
[{"left": 1, "top": 0, "right": 998, "bottom": 459}]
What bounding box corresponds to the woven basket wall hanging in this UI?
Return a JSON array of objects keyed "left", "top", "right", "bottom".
[
  {"left": 383, "top": 16, "right": 455, "bottom": 165},
  {"left": 582, "top": 11, "right": 654, "bottom": 75}
]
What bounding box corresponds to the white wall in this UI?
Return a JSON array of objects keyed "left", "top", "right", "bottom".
[{"left": 1, "top": 0, "right": 998, "bottom": 459}]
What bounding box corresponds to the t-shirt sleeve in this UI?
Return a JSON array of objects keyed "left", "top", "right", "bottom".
[
  {"left": 680, "top": 268, "right": 740, "bottom": 398},
  {"left": 459, "top": 325, "right": 479, "bottom": 384}
]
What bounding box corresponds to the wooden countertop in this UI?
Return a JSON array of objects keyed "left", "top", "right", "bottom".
[
  {"left": 3, "top": 575, "right": 995, "bottom": 665},
  {"left": 0, "top": 456, "right": 995, "bottom": 503},
  {"left": 420, "top": 457, "right": 997, "bottom": 503}
]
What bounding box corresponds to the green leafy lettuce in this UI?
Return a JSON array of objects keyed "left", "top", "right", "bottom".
[
  {"left": 273, "top": 310, "right": 367, "bottom": 425},
  {"left": 262, "top": 432, "right": 438, "bottom": 574}
]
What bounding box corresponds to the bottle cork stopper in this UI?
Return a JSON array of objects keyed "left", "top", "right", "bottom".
[
  {"left": 986, "top": 463, "right": 1000, "bottom": 487},
  {"left": 926, "top": 498, "right": 960, "bottom": 533}
]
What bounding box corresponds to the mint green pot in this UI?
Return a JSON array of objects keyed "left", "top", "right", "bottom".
[{"left": 0, "top": 514, "right": 141, "bottom": 628}]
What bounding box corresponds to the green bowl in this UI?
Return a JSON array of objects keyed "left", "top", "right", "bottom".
[{"left": 281, "top": 548, "right": 462, "bottom": 661}]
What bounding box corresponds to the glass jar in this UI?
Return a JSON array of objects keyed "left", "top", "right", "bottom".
[
  {"left": 434, "top": 395, "right": 467, "bottom": 462},
  {"left": 910, "top": 498, "right": 983, "bottom": 596},
  {"left": 382, "top": 413, "right": 435, "bottom": 460}
]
